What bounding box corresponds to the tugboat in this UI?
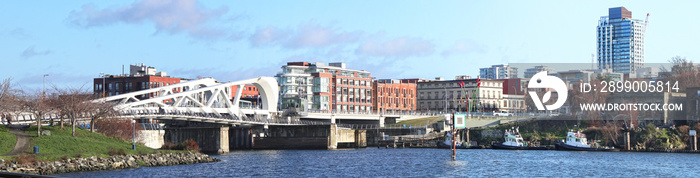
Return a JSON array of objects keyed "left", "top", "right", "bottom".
[
  {"left": 491, "top": 127, "right": 548, "bottom": 150},
  {"left": 555, "top": 131, "right": 613, "bottom": 151}
]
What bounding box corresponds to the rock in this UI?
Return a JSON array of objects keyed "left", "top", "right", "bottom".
[
  {"left": 41, "top": 130, "right": 51, "bottom": 136},
  {"left": 110, "top": 162, "right": 123, "bottom": 169}
]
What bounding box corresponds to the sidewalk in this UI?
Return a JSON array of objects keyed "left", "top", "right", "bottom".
[{"left": 3, "top": 127, "right": 29, "bottom": 156}]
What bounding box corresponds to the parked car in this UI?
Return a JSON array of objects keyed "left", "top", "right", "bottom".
[{"left": 494, "top": 111, "right": 513, "bottom": 117}]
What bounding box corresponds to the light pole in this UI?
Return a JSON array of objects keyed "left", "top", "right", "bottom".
[
  {"left": 43, "top": 74, "right": 49, "bottom": 100},
  {"left": 132, "top": 119, "right": 136, "bottom": 150}
]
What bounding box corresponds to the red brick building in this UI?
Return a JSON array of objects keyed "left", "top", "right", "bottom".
[
  {"left": 373, "top": 79, "right": 417, "bottom": 113},
  {"left": 94, "top": 75, "right": 181, "bottom": 99}
]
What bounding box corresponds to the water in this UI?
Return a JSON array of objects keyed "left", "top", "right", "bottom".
[{"left": 58, "top": 148, "right": 700, "bottom": 177}]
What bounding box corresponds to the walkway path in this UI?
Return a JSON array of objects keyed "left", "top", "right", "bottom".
[{"left": 3, "top": 127, "right": 30, "bottom": 156}]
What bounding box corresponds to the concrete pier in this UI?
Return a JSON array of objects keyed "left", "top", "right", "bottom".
[
  {"left": 252, "top": 124, "right": 366, "bottom": 149},
  {"left": 164, "top": 127, "right": 229, "bottom": 154}
]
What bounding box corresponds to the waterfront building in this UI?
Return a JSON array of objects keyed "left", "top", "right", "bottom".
[
  {"left": 93, "top": 64, "right": 259, "bottom": 102},
  {"left": 416, "top": 78, "right": 504, "bottom": 112},
  {"left": 524, "top": 65, "right": 556, "bottom": 79},
  {"left": 372, "top": 79, "right": 417, "bottom": 113},
  {"left": 93, "top": 64, "right": 181, "bottom": 99},
  {"left": 597, "top": 6, "right": 646, "bottom": 74},
  {"left": 479, "top": 64, "right": 518, "bottom": 79},
  {"left": 276, "top": 62, "right": 372, "bottom": 112}
]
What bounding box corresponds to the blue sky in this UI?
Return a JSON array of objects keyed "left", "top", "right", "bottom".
[{"left": 1, "top": 0, "right": 698, "bottom": 90}]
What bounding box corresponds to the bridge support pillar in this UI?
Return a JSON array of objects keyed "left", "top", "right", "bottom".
[
  {"left": 623, "top": 131, "right": 631, "bottom": 150},
  {"left": 379, "top": 116, "right": 385, "bottom": 127},
  {"left": 330, "top": 114, "right": 336, "bottom": 124},
  {"left": 164, "top": 126, "right": 230, "bottom": 154}
]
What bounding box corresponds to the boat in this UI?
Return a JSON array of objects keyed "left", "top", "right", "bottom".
[
  {"left": 491, "top": 127, "right": 548, "bottom": 150},
  {"left": 555, "top": 131, "right": 613, "bottom": 151}
]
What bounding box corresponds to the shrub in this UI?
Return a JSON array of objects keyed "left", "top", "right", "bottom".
[
  {"left": 108, "top": 147, "right": 127, "bottom": 156},
  {"left": 160, "top": 139, "right": 199, "bottom": 152},
  {"left": 14, "top": 155, "right": 38, "bottom": 165},
  {"left": 161, "top": 141, "right": 177, "bottom": 150},
  {"left": 94, "top": 117, "right": 142, "bottom": 141},
  {"left": 181, "top": 139, "right": 199, "bottom": 151}
]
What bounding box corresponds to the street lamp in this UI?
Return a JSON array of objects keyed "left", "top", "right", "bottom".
[
  {"left": 132, "top": 119, "right": 136, "bottom": 150},
  {"left": 43, "top": 74, "right": 49, "bottom": 100}
]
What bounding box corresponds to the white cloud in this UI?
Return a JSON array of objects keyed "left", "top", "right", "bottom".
[
  {"left": 248, "top": 22, "right": 362, "bottom": 49},
  {"left": 441, "top": 39, "right": 485, "bottom": 57},
  {"left": 20, "top": 46, "right": 51, "bottom": 60},
  {"left": 69, "top": 0, "right": 229, "bottom": 39},
  {"left": 355, "top": 37, "right": 435, "bottom": 58}
]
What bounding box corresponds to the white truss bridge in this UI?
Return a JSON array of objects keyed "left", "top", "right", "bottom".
[{"left": 95, "top": 77, "right": 326, "bottom": 126}]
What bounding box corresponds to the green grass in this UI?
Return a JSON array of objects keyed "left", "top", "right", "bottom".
[
  {"left": 0, "top": 125, "right": 17, "bottom": 155},
  {"left": 22, "top": 126, "right": 159, "bottom": 161},
  {"left": 395, "top": 116, "right": 445, "bottom": 126}
]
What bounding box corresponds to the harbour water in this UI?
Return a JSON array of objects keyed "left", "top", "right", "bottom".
[{"left": 59, "top": 148, "right": 700, "bottom": 177}]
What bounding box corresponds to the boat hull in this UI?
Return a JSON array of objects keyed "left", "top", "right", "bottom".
[
  {"left": 491, "top": 143, "right": 549, "bottom": 150},
  {"left": 554, "top": 143, "right": 612, "bottom": 151}
]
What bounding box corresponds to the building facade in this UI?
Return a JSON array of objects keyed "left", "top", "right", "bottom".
[
  {"left": 416, "top": 79, "right": 504, "bottom": 112},
  {"left": 524, "top": 65, "right": 557, "bottom": 79},
  {"left": 479, "top": 64, "right": 518, "bottom": 79},
  {"left": 373, "top": 79, "right": 417, "bottom": 113},
  {"left": 597, "top": 6, "right": 646, "bottom": 74},
  {"left": 93, "top": 64, "right": 181, "bottom": 99},
  {"left": 276, "top": 62, "right": 372, "bottom": 112}
]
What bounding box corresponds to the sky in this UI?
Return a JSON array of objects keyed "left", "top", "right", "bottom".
[{"left": 1, "top": 0, "right": 699, "bottom": 91}]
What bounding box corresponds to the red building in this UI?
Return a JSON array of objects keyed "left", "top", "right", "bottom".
[
  {"left": 94, "top": 75, "right": 181, "bottom": 99},
  {"left": 94, "top": 64, "right": 182, "bottom": 99},
  {"left": 373, "top": 79, "right": 417, "bottom": 113}
]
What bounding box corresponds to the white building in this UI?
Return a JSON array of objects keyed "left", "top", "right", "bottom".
[
  {"left": 524, "top": 65, "right": 556, "bottom": 79},
  {"left": 479, "top": 64, "right": 518, "bottom": 79}
]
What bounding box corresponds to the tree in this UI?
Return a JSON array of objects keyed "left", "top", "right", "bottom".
[
  {"left": 53, "top": 86, "right": 93, "bottom": 137},
  {"left": 661, "top": 56, "right": 700, "bottom": 92},
  {"left": 88, "top": 101, "right": 118, "bottom": 132},
  {"left": 569, "top": 79, "right": 610, "bottom": 126},
  {"left": 0, "top": 78, "right": 17, "bottom": 125},
  {"left": 23, "top": 90, "right": 56, "bottom": 137}
]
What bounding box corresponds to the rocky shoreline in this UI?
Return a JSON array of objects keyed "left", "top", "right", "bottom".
[{"left": 0, "top": 152, "right": 220, "bottom": 175}]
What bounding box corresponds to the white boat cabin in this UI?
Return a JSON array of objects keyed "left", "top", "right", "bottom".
[
  {"left": 503, "top": 128, "right": 524, "bottom": 147},
  {"left": 565, "top": 131, "right": 590, "bottom": 147}
]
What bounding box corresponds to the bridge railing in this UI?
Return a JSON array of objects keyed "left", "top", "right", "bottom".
[
  {"left": 119, "top": 108, "right": 336, "bottom": 126},
  {"left": 336, "top": 123, "right": 431, "bottom": 130},
  {"left": 304, "top": 109, "right": 448, "bottom": 116}
]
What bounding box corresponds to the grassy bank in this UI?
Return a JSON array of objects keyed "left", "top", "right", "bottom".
[
  {"left": 396, "top": 116, "right": 444, "bottom": 126},
  {"left": 15, "top": 126, "right": 162, "bottom": 161},
  {"left": 0, "top": 125, "right": 17, "bottom": 155}
]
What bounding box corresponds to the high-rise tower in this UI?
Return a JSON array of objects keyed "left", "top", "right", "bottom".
[{"left": 597, "top": 7, "right": 646, "bottom": 74}]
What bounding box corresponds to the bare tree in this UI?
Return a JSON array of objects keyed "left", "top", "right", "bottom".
[
  {"left": 0, "top": 78, "right": 16, "bottom": 125},
  {"left": 23, "top": 90, "right": 56, "bottom": 137},
  {"left": 88, "top": 101, "right": 117, "bottom": 132},
  {"left": 53, "top": 86, "right": 93, "bottom": 137},
  {"left": 661, "top": 56, "right": 700, "bottom": 92},
  {"left": 570, "top": 79, "right": 610, "bottom": 126}
]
